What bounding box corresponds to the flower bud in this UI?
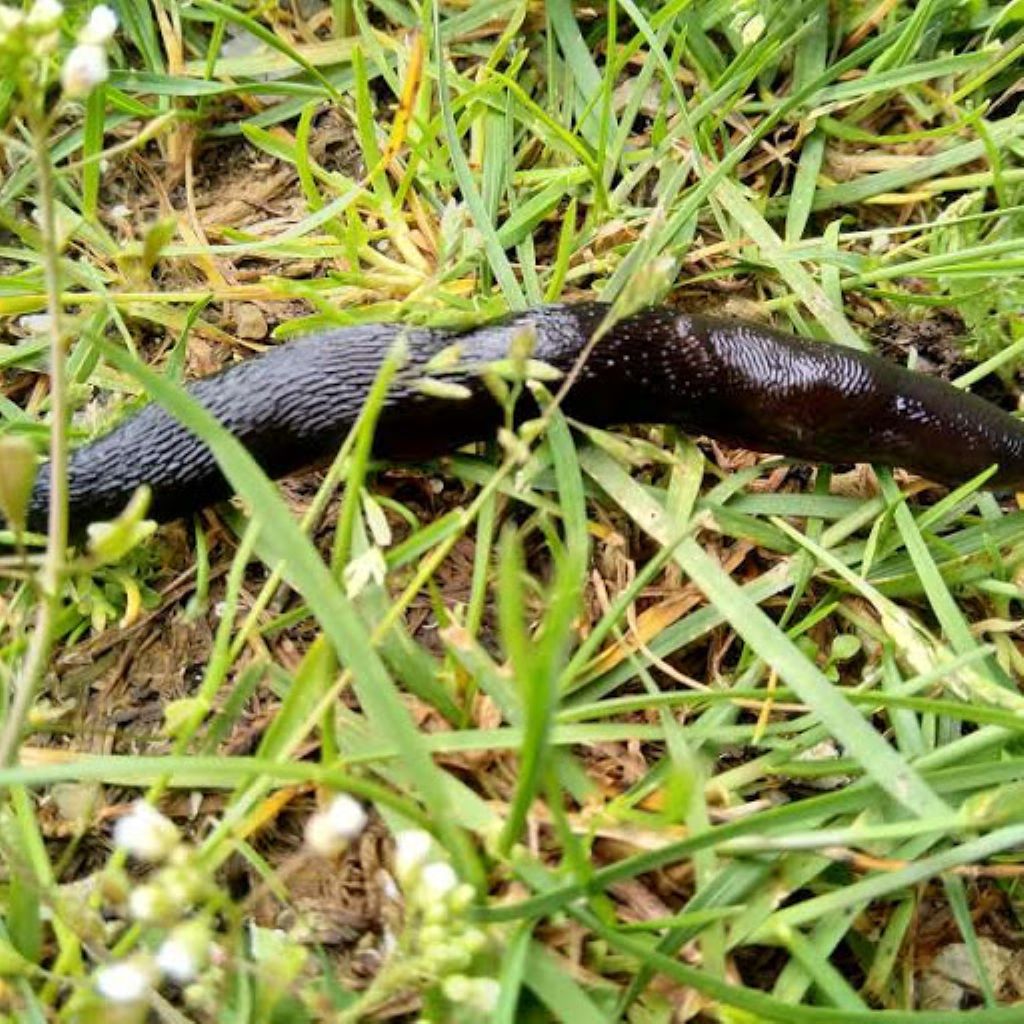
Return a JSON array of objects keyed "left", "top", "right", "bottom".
[
  {"left": 94, "top": 957, "right": 154, "bottom": 1005},
  {"left": 78, "top": 3, "right": 116, "bottom": 44},
  {"left": 127, "top": 883, "right": 174, "bottom": 924},
  {"left": 423, "top": 900, "right": 451, "bottom": 925},
  {"left": 0, "top": 436, "right": 38, "bottom": 533},
  {"left": 158, "top": 863, "right": 205, "bottom": 907},
  {"left": 305, "top": 794, "right": 368, "bottom": 855},
  {"left": 393, "top": 829, "right": 433, "bottom": 882},
  {"left": 26, "top": 0, "right": 62, "bottom": 32},
  {"left": 418, "top": 861, "right": 459, "bottom": 902},
  {"left": 113, "top": 801, "right": 179, "bottom": 862},
  {"left": 0, "top": 6, "right": 25, "bottom": 38},
  {"left": 459, "top": 927, "right": 488, "bottom": 955},
  {"left": 449, "top": 883, "right": 475, "bottom": 913},
  {"left": 418, "top": 924, "right": 447, "bottom": 949},
  {"left": 156, "top": 921, "right": 211, "bottom": 983},
  {"left": 61, "top": 42, "right": 108, "bottom": 96},
  {"left": 443, "top": 975, "right": 500, "bottom": 1012}
]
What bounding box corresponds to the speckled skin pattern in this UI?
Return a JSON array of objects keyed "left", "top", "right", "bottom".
[{"left": 24, "top": 302, "right": 1024, "bottom": 532}]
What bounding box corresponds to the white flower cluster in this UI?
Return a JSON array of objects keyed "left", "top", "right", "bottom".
[
  {"left": 0, "top": 1, "right": 115, "bottom": 93},
  {"left": 0, "top": 0, "right": 62, "bottom": 60},
  {"left": 96, "top": 806, "right": 500, "bottom": 1016},
  {"left": 391, "top": 830, "right": 498, "bottom": 1015},
  {"left": 94, "top": 802, "right": 215, "bottom": 1008},
  {"left": 304, "top": 793, "right": 368, "bottom": 856},
  {"left": 441, "top": 974, "right": 502, "bottom": 1015},
  {"left": 62, "top": 4, "right": 116, "bottom": 97},
  {"left": 93, "top": 916, "right": 214, "bottom": 1006}
]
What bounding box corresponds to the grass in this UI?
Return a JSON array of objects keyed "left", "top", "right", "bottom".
[{"left": 1, "top": 0, "right": 1024, "bottom": 1020}]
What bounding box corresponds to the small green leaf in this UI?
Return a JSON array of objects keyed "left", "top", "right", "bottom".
[
  {"left": 414, "top": 377, "right": 474, "bottom": 401},
  {"left": 830, "top": 634, "right": 862, "bottom": 662},
  {"left": 86, "top": 487, "right": 156, "bottom": 565},
  {"left": 0, "top": 936, "right": 32, "bottom": 977},
  {"left": 141, "top": 217, "right": 179, "bottom": 275},
  {"left": 483, "top": 358, "right": 563, "bottom": 383},
  {"left": 424, "top": 343, "right": 464, "bottom": 373}
]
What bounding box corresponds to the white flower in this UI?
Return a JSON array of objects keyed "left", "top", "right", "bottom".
[
  {"left": 466, "top": 977, "right": 501, "bottom": 1013},
  {"left": 324, "top": 794, "right": 368, "bottom": 840},
  {"left": 448, "top": 883, "right": 475, "bottom": 913},
  {"left": 443, "top": 976, "right": 500, "bottom": 1013},
  {"left": 26, "top": 0, "right": 62, "bottom": 31},
  {"left": 0, "top": 6, "right": 24, "bottom": 35},
  {"left": 158, "top": 863, "right": 204, "bottom": 907},
  {"left": 423, "top": 939, "right": 471, "bottom": 973},
  {"left": 154, "top": 942, "right": 196, "bottom": 983},
  {"left": 304, "top": 794, "right": 368, "bottom": 855},
  {"left": 393, "top": 829, "right": 433, "bottom": 881},
  {"left": 79, "top": 3, "right": 116, "bottom": 44},
  {"left": 304, "top": 814, "right": 341, "bottom": 856},
  {"left": 460, "top": 927, "right": 488, "bottom": 955},
  {"left": 112, "top": 801, "right": 179, "bottom": 861},
  {"left": 419, "top": 861, "right": 459, "bottom": 901},
  {"left": 61, "top": 42, "right": 108, "bottom": 96},
  {"left": 94, "top": 958, "right": 153, "bottom": 1004},
  {"left": 156, "top": 922, "right": 210, "bottom": 983},
  {"left": 342, "top": 547, "right": 386, "bottom": 598},
  {"left": 127, "top": 883, "right": 169, "bottom": 923},
  {"left": 442, "top": 975, "right": 472, "bottom": 1003}
]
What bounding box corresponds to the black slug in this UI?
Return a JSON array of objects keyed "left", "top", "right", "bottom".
[{"left": 20, "top": 302, "right": 1024, "bottom": 534}]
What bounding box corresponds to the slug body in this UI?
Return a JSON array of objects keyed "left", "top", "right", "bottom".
[{"left": 23, "top": 303, "right": 1024, "bottom": 533}]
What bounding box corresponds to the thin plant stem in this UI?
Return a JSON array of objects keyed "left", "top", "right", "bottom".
[{"left": 0, "top": 107, "right": 69, "bottom": 767}]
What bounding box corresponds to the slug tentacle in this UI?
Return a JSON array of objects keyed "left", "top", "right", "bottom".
[{"left": 20, "top": 302, "right": 1024, "bottom": 535}]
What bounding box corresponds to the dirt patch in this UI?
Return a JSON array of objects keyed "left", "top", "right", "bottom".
[{"left": 871, "top": 310, "right": 971, "bottom": 377}]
